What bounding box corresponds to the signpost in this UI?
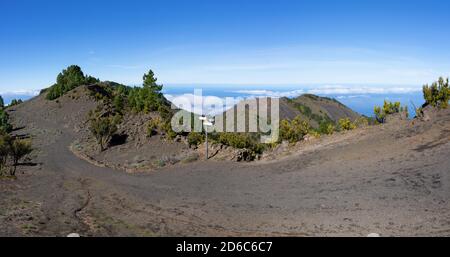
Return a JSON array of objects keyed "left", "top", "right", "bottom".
[{"left": 200, "top": 116, "right": 214, "bottom": 160}]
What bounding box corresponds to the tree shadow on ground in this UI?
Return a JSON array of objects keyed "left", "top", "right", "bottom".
[{"left": 109, "top": 134, "right": 128, "bottom": 147}]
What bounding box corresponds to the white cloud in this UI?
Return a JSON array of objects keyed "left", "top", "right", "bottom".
[
  {"left": 164, "top": 93, "right": 241, "bottom": 115},
  {"left": 233, "top": 85, "right": 422, "bottom": 98},
  {"left": 336, "top": 95, "right": 371, "bottom": 99},
  {"left": 231, "top": 89, "right": 304, "bottom": 98},
  {"left": 307, "top": 85, "right": 421, "bottom": 95},
  {"left": 0, "top": 89, "right": 39, "bottom": 96}
]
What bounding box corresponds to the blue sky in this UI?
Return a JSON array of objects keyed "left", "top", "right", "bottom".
[{"left": 1, "top": 0, "right": 450, "bottom": 94}]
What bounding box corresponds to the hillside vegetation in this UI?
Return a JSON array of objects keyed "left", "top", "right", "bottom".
[
  {"left": 0, "top": 98, "right": 32, "bottom": 177},
  {"left": 38, "top": 65, "right": 450, "bottom": 164},
  {"left": 280, "top": 94, "right": 361, "bottom": 127},
  {"left": 423, "top": 77, "right": 449, "bottom": 109},
  {"left": 209, "top": 94, "right": 364, "bottom": 158},
  {"left": 45, "top": 65, "right": 100, "bottom": 100},
  {"left": 42, "top": 65, "right": 177, "bottom": 153}
]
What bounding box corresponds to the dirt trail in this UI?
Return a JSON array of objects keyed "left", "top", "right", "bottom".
[{"left": 1, "top": 95, "right": 450, "bottom": 236}]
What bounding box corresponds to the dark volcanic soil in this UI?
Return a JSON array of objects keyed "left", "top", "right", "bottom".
[{"left": 1, "top": 92, "right": 450, "bottom": 236}]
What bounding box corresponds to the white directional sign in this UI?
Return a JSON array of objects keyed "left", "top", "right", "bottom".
[{"left": 198, "top": 116, "right": 215, "bottom": 160}]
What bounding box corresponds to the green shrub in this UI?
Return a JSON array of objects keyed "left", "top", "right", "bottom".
[
  {"left": 384, "top": 100, "right": 400, "bottom": 114},
  {"left": 423, "top": 77, "right": 449, "bottom": 108},
  {"left": 0, "top": 95, "right": 4, "bottom": 109},
  {"left": 161, "top": 121, "right": 177, "bottom": 140},
  {"left": 147, "top": 117, "right": 162, "bottom": 137},
  {"left": 354, "top": 117, "right": 370, "bottom": 128},
  {"left": 374, "top": 106, "right": 385, "bottom": 123},
  {"left": 319, "top": 121, "right": 336, "bottom": 135},
  {"left": 8, "top": 139, "right": 32, "bottom": 176},
  {"left": 187, "top": 132, "right": 204, "bottom": 147},
  {"left": 146, "top": 117, "right": 178, "bottom": 140},
  {"left": 157, "top": 105, "right": 171, "bottom": 121},
  {"left": 374, "top": 100, "right": 407, "bottom": 123},
  {"left": 0, "top": 132, "right": 10, "bottom": 175},
  {"left": 0, "top": 131, "right": 33, "bottom": 177},
  {"left": 279, "top": 116, "right": 310, "bottom": 143},
  {"left": 9, "top": 99, "right": 23, "bottom": 106},
  {"left": 338, "top": 118, "right": 356, "bottom": 131},
  {"left": 113, "top": 91, "right": 126, "bottom": 112},
  {"left": 89, "top": 116, "right": 118, "bottom": 151},
  {"left": 308, "top": 130, "right": 321, "bottom": 139},
  {"left": 86, "top": 83, "right": 115, "bottom": 102},
  {"left": 0, "top": 109, "right": 12, "bottom": 133},
  {"left": 217, "top": 133, "right": 265, "bottom": 154},
  {"left": 415, "top": 107, "right": 424, "bottom": 119},
  {"left": 218, "top": 133, "right": 252, "bottom": 149}
]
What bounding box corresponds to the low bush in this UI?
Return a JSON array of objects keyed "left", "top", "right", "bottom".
[
  {"left": 374, "top": 100, "right": 408, "bottom": 123},
  {"left": 89, "top": 115, "right": 119, "bottom": 152},
  {"left": 308, "top": 130, "right": 321, "bottom": 139},
  {"left": 0, "top": 109, "right": 12, "bottom": 133},
  {"left": 147, "top": 118, "right": 161, "bottom": 137},
  {"left": 216, "top": 132, "right": 265, "bottom": 154},
  {"left": 8, "top": 139, "right": 33, "bottom": 176},
  {"left": 0, "top": 132, "right": 10, "bottom": 174},
  {"left": 161, "top": 121, "right": 177, "bottom": 140},
  {"left": 354, "top": 117, "right": 370, "bottom": 127},
  {"left": 112, "top": 86, "right": 127, "bottom": 113},
  {"left": 0, "top": 131, "right": 33, "bottom": 176},
  {"left": 187, "top": 132, "right": 204, "bottom": 147},
  {"left": 318, "top": 121, "right": 336, "bottom": 135},
  {"left": 146, "top": 116, "right": 177, "bottom": 140},
  {"left": 338, "top": 118, "right": 356, "bottom": 131},
  {"left": 279, "top": 116, "right": 310, "bottom": 143}
]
